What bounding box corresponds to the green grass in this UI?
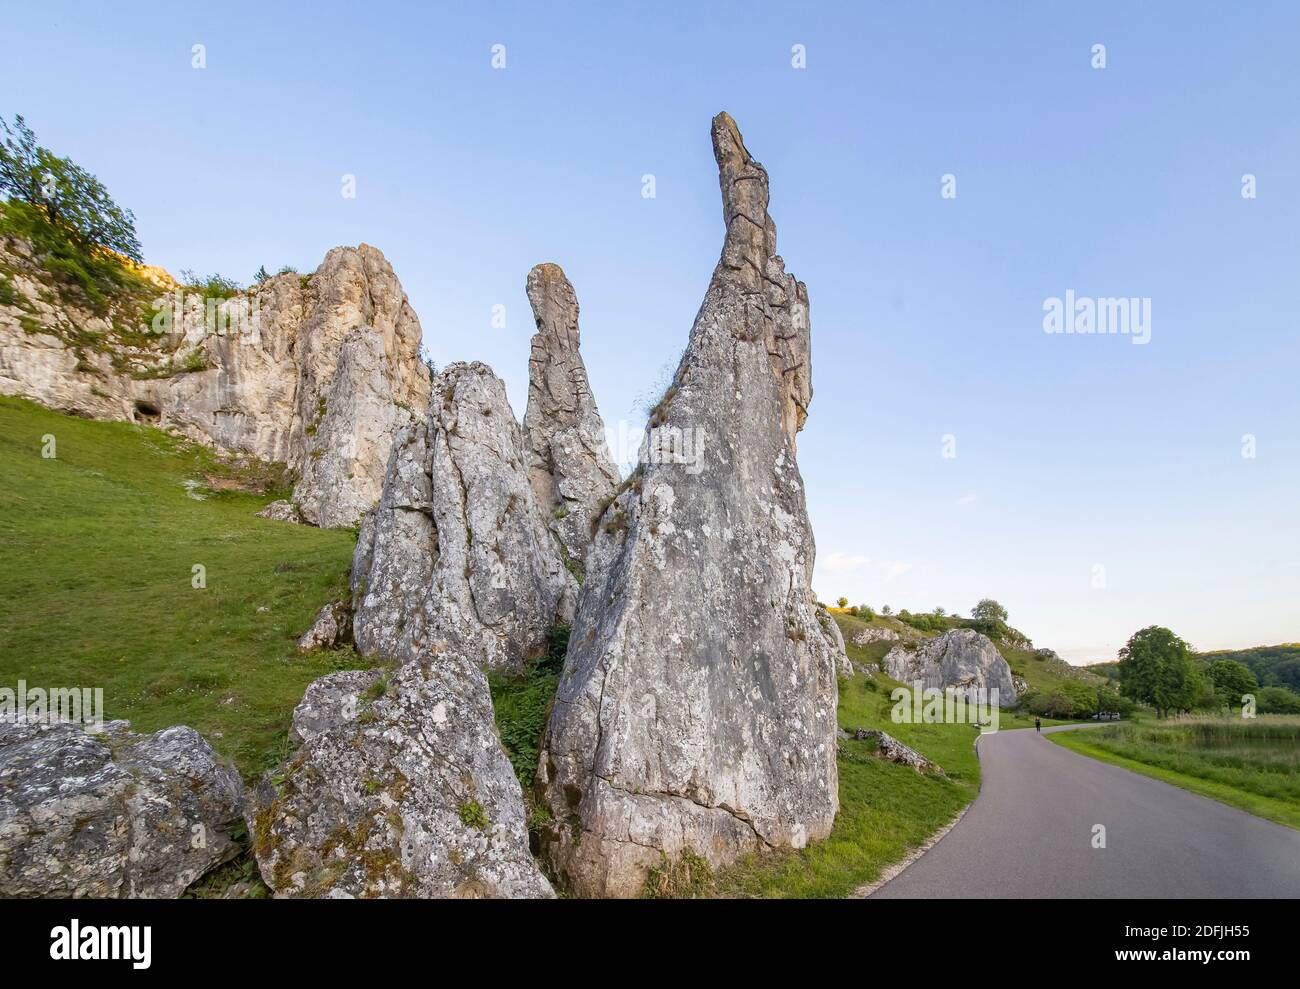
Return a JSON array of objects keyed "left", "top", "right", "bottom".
[
  {"left": 0, "top": 396, "right": 364, "bottom": 777},
  {"left": 1050, "top": 716, "right": 1300, "bottom": 830}
]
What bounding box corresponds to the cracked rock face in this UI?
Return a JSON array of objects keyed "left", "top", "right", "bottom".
[
  {"left": 0, "top": 241, "right": 430, "bottom": 528},
  {"left": 521, "top": 263, "right": 620, "bottom": 569},
  {"left": 0, "top": 717, "right": 245, "bottom": 898},
  {"left": 535, "top": 113, "right": 839, "bottom": 898},
  {"left": 351, "top": 361, "right": 577, "bottom": 671},
  {"left": 248, "top": 659, "right": 553, "bottom": 899},
  {"left": 294, "top": 327, "right": 421, "bottom": 528},
  {"left": 882, "top": 629, "right": 1018, "bottom": 707}
]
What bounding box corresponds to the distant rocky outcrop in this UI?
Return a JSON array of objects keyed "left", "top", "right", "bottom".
[
  {"left": 351, "top": 361, "right": 576, "bottom": 671},
  {"left": 534, "top": 112, "right": 839, "bottom": 898},
  {"left": 521, "top": 263, "right": 620, "bottom": 570},
  {"left": 853, "top": 626, "right": 903, "bottom": 647},
  {"left": 0, "top": 717, "right": 244, "bottom": 898},
  {"left": 0, "top": 241, "right": 430, "bottom": 528},
  {"left": 883, "top": 629, "right": 1018, "bottom": 707},
  {"left": 247, "top": 659, "right": 553, "bottom": 899}
]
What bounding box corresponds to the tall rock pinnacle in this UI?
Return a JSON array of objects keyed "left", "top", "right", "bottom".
[
  {"left": 522, "top": 263, "right": 620, "bottom": 570},
  {"left": 535, "top": 112, "right": 841, "bottom": 897}
]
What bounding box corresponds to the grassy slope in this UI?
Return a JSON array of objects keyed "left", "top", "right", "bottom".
[
  {"left": 0, "top": 396, "right": 364, "bottom": 777},
  {"left": 1049, "top": 717, "right": 1300, "bottom": 830}
]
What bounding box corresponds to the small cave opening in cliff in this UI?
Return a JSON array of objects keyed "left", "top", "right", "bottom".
[{"left": 132, "top": 400, "right": 161, "bottom": 425}]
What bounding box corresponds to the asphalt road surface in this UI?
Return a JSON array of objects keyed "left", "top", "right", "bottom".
[{"left": 870, "top": 724, "right": 1300, "bottom": 898}]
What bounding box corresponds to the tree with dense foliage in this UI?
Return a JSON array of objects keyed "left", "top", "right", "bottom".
[
  {"left": 971, "top": 598, "right": 1008, "bottom": 624},
  {"left": 1206, "top": 659, "right": 1258, "bottom": 710},
  {"left": 1117, "top": 626, "right": 1202, "bottom": 718},
  {"left": 1, "top": 114, "right": 142, "bottom": 262},
  {"left": 1199, "top": 645, "right": 1300, "bottom": 693},
  {"left": 1257, "top": 685, "right": 1300, "bottom": 714},
  {"left": 836, "top": 597, "right": 848, "bottom": 609}
]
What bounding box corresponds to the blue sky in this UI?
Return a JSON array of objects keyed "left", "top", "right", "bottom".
[{"left": 5, "top": 1, "right": 1298, "bottom": 662}]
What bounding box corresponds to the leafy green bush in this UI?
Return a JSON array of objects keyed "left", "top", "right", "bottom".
[
  {"left": 1258, "top": 686, "right": 1300, "bottom": 714},
  {"left": 487, "top": 623, "right": 570, "bottom": 788}
]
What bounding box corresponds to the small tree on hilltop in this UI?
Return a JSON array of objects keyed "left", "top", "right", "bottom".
[
  {"left": 971, "top": 598, "right": 1008, "bottom": 624},
  {"left": 1, "top": 114, "right": 142, "bottom": 262},
  {"left": 836, "top": 597, "right": 848, "bottom": 609}
]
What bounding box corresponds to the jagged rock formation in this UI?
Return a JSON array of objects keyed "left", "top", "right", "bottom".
[
  {"left": 521, "top": 263, "right": 620, "bottom": 569},
  {"left": 0, "top": 241, "right": 430, "bottom": 527},
  {"left": 0, "top": 717, "right": 244, "bottom": 898},
  {"left": 534, "top": 113, "right": 839, "bottom": 898},
  {"left": 351, "top": 361, "right": 577, "bottom": 671},
  {"left": 248, "top": 659, "right": 553, "bottom": 899},
  {"left": 882, "top": 629, "right": 1018, "bottom": 707}
]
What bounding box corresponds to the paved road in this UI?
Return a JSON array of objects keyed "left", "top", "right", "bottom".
[{"left": 870, "top": 724, "right": 1300, "bottom": 898}]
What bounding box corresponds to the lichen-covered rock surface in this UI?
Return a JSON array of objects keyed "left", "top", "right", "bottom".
[
  {"left": 351, "top": 361, "right": 576, "bottom": 671},
  {"left": 247, "top": 659, "right": 553, "bottom": 899},
  {"left": 0, "top": 717, "right": 244, "bottom": 898},
  {"left": 535, "top": 112, "right": 839, "bottom": 898}
]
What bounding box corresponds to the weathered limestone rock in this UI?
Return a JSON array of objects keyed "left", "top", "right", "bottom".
[
  {"left": 248, "top": 659, "right": 553, "bottom": 899},
  {"left": 817, "top": 606, "right": 855, "bottom": 678},
  {"left": 294, "top": 328, "right": 419, "bottom": 528},
  {"left": 296, "top": 600, "right": 352, "bottom": 654},
  {"left": 0, "top": 241, "right": 430, "bottom": 528},
  {"left": 535, "top": 113, "right": 839, "bottom": 898},
  {"left": 0, "top": 717, "right": 244, "bottom": 898},
  {"left": 521, "top": 263, "right": 620, "bottom": 569},
  {"left": 351, "top": 362, "right": 576, "bottom": 670},
  {"left": 853, "top": 626, "right": 902, "bottom": 647},
  {"left": 882, "top": 629, "right": 1018, "bottom": 707},
  {"left": 257, "top": 499, "right": 302, "bottom": 523},
  {"left": 847, "top": 728, "right": 943, "bottom": 775}
]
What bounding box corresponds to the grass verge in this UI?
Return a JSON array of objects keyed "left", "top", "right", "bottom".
[
  {"left": 1049, "top": 717, "right": 1300, "bottom": 830},
  {"left": 0, "top": 396, "right": 364, "bottom": 778}
]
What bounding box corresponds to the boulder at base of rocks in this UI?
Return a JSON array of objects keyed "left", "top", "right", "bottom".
[
  {"left": 535, "top": 113, "right": 839, "bottom": 898},
  {"left": 351, "top": 362, "right": 576, "bottom": 671},
  {"left": 247, "top": 658, "right": 553, "bottom": 899},
  {"left": 847, "top": 728, "right": 943, "bottom": 775},
  {"left": 0, "top": 717, "right": 245, "bottom": 898},
  {"left": 256, "top": 499, "right": 302, "bottom": 523},
  {"left": 882, "top": 628, "right": 1018, "bottom": 707},
  {"left": 295, "top": 600, "right": 352, "bottom": 654}
]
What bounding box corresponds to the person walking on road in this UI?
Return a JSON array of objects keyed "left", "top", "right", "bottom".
[{"left": 1034, "top": 716, "right": 1041, "bottom": 733}]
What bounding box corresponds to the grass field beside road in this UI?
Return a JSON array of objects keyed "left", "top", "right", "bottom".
[{"left": 1050, "top": 715, "right": 1300, "bottom": 830}]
